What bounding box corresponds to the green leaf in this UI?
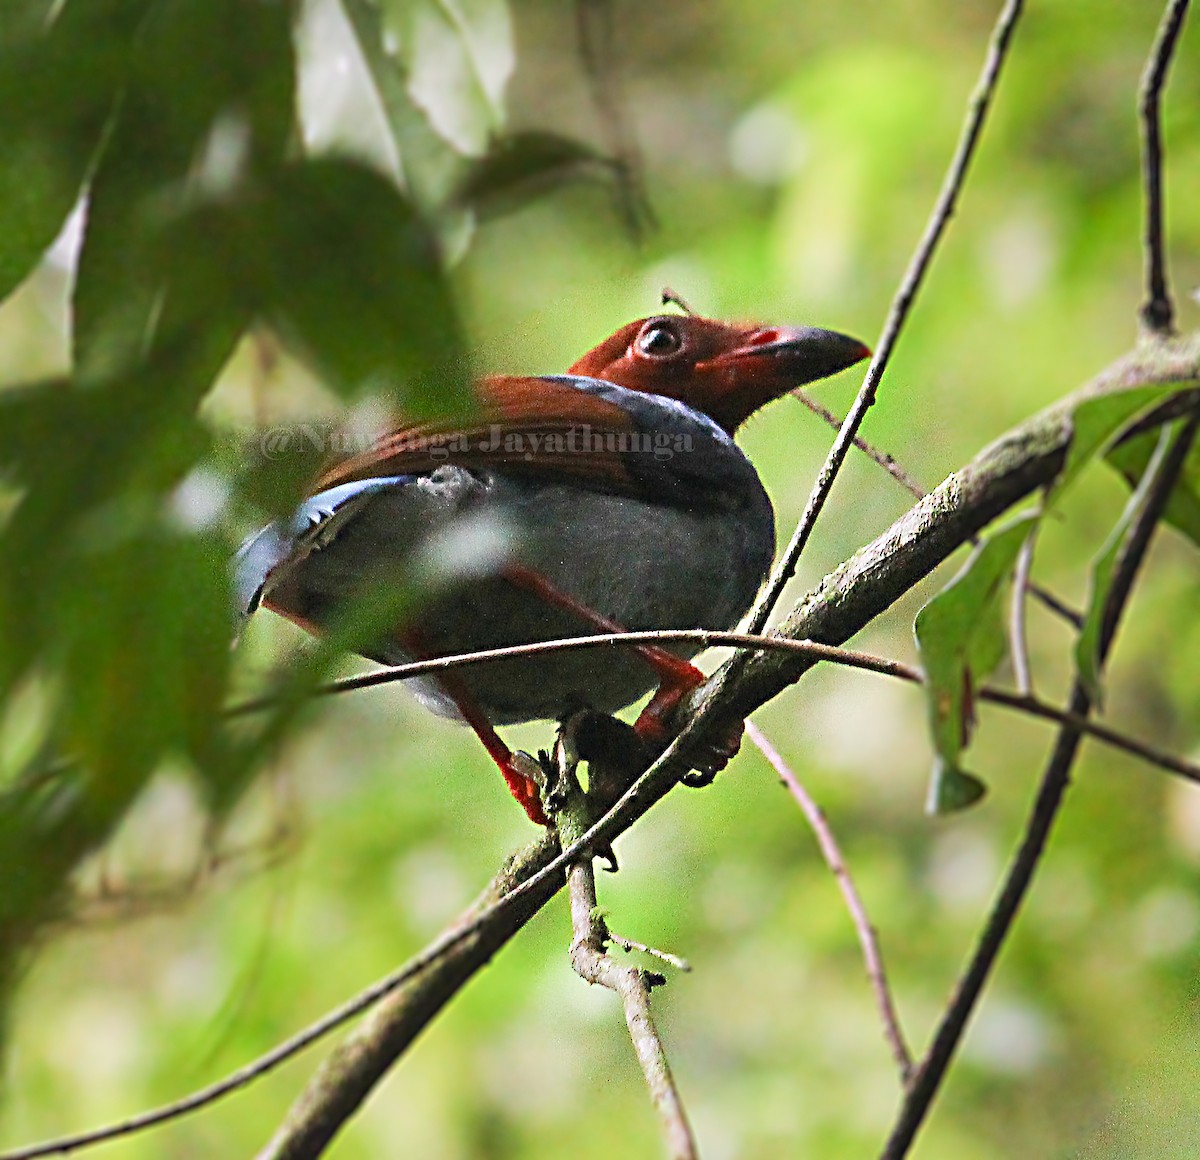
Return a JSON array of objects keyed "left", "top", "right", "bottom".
[
  {"left": 1106, "top": 427, "right": 1200, "bottom": 552},
  {"left": 1052, "top": 384, "right": 1182, "bottom": 506},
  {"left": 0, "top": 358, "right": 216, "bottom": 707},
  {"left": 72, "top": 0, "right": 295, "bottom": 377},
  {"left": 57, "top": 526, "right": 230, "bottom": 784},
  {"left": 0, "top": 521, "right": 232, "bottom": 1010},
  {"left": 914, "top": 516, "right": 1037, "bottom": 815},
  {"left": 254, "top": 158, "right": 473, "bottom": 418},
  {"left": 377, "top": 0, "right": 512, "bottom": 157},
  {"left": 927, "top": 759, "right": 988, "bottom": 815},
  {"left": 0, "top": 0, "right": 147, "bottom": 303},
  {"left": 1075, "top": 425, "right": 1175, "bottom": 705},
  {"left": 342, "top": 0, "right": 469, "bottom": 216}
]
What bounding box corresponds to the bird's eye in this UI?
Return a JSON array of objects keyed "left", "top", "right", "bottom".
[{"left": 635, "top": 323, "right": 683, "bottom": 358}]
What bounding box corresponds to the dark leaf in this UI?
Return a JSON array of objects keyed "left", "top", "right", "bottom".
[
  {"left": 927, "top": 759, "right": 988, "bottom": 815},
  {"left": 1054, "top": 384, "right": 1181, "bottom": 504},
  {"left": 0, "top": 0, "right": 148, "bottom": 303},
  {"left": 254, "top": 158, "right": 473, "bottom": 418},
  {"left": 72, "top": 0, "right": 295, "bottom": 376},
  {"left": 455, "top": 130, "right": 622, "bottom": 221}
]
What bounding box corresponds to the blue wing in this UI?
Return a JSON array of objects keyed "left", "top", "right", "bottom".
[{"left": 233, "top": 476, "right": 413, "bottom": 618}]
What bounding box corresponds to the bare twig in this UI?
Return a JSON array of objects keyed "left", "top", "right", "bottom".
[
  {"left": 790, "top": 387, "right": 927, "bottom": 500},
  {"left": 661, "top": 287, "right": 696, "bottom": 315},
  {"left": 978, "top": 687, "right": 1200, "bottom": 785},
  {"left": 568, "top": 859, "right": 697, "bottom": 1160},
  {"left": 549, "top": 723, "right": 697, "bottom": 1159},
  {"left": 607, "top": 931, "right": 693, "bottom": 973},
  {"left": 1027, "top": 582, "right": 1083, "bottom": 629},
  {"left": 228, "top": 631, "right": 915, "bottom": 716},
  {"left": 881, "top": 415, "right": 1200, "bottom": 1159},
  {"left": 1009, "top": 529, "right": 1038, "bottom": 697},
  {"left": 791, "top": 388, "right": 1080, "bottom": 629},
  {"left": 1139, "top": 0, "right": 1192, "bottom": 334},
  {"left": 747, "top": 722, "right": 913, "bottom": 1081},
  {"left": 744, "top": 0, "right": 1027, "bottom": 636},
  {"left": 229, "top": 628, "right": 1200, "bottom": 789}
]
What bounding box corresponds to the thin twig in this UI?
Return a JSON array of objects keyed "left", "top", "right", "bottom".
[
  {"left": 229, "top": 629, "right": 1200, "bottom": 789},
  {"left": 1139, "top": 0, "right": 1191, "bottom": 334},
  {"left": 607, "top": 932, "right": 692, "bottom": 973},
  {"left": 790, "top": 387, "right": 927, "bottom": 500},
  {"left": 881, "top": 415, "right": 1200, "bottom": 1159},
  {"left": 661, "top": 287, "right": 695, "bottom": 315},
  {"left": 791, "top": 388, "right": 1081, "bottom": 629},
  {"left": 227, "top": 631, "right": 915, "bottom": 716},
  {"left": 568, "top": 858, "right": 697, "bottom": 1160},
  {"left": 1028, "top": 584, "right": 1083, "bottom": 629},
  {"left": 744, "top": 0, "right": 1027, "bottom": 637},
  {"left": 747, "top": 721, "right": 913, "bottom": 1081},
  {"left": 979, "top": 688, "right": 1200, "bottom": 785},
  {"left": 551, "top": 723, "right": 698, "bottom": 1160},
  {"left": 1009, "top": 529, "right": 1037, "bottom": 697}
]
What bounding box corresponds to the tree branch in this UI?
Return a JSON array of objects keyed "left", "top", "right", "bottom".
[
  {"left": 252, "top": 835, "right": 563, "bottom": 1160},
  {"left": 552, "top": 721, "right": 698, "bottom": 1160},
  {"left": 714, "top": 340, "right": 1199, "bottom": 728},
  {"left": 1139, "top": 0, "right": 1191, "bottom": 334},
  {"left": 567, "top": 858, "right": 697, "bottom": 1160}
]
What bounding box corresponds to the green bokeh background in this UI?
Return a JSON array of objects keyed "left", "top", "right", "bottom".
[{"left": 2, "top": 1, "right": 1200, "bottom": 1157}]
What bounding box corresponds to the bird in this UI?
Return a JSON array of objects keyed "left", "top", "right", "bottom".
[{"left": 235, "top": 312, "right": 870, "bottom": 824}]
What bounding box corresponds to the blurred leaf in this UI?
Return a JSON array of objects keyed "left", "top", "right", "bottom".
[
  {"left": 455, "top": 130, "right": 624, "bottom": 221},
  {"left": 72, "top": 0, "right": 295, "bottom": 378},
  {"left": 0, "top": 0, "right": 56, "bottom": 39},
  {"left": 0, "top": 520, "right": 231, "bottom": 1007},
  {"left": 914, "top": 517, "right": 1036, "bottom": 815},
  {"left": 222, "top": 542, "right": 454, "bottom": 813},
  {"left": 58, "top": 526, "right": 231, "bottom": 783},
  {"left": 378, "top": 0, "right": 512, "bottom": 157},
  {"left": 0, "top": 361, "right": 215, "bottom": 701},
  {"left": 1075, "top": 424, "right": 1175, "bottom": 706},
  {"left": 1106, "top": 426, "right": 1200, "bottom": 552},
  {"left": 341, "top": 0, "right": 468, "bottom": 215},
  {"left": 0, "top": 0, "right": 148, "bottom": 303},
  {"left": 222, "top": 426, "right": 334, "bottom": 524},
  {"left": 255, "top": 157, "right": 473, "bottom": 418}
]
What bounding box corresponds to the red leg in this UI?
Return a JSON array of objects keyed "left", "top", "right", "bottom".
[
  {"left": 404, "top": 631, "right": 549, "bottom": 825},
  {"left": 501, "top": 565, "right": 706, "bottom": 746}
]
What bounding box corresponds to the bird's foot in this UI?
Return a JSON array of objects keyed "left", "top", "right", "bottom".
[{"left": 634, "top": 672, "right": 744, "bottom": 784}]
